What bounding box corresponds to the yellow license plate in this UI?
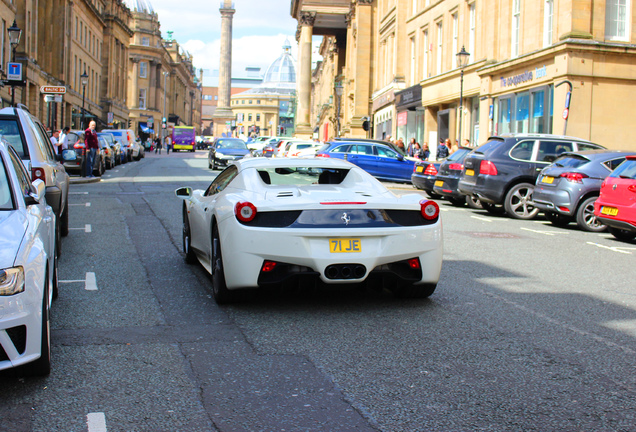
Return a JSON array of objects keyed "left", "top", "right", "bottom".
[
  {"left": 601, "top": 206, "right": 619, "bottom": 216},
  {"left": 541, "top": 176, "right": 555, "bottom": 184},
  {"left": 329, "top": 238, "right": 361, "bottom": 253},
  {"left": 416, "top": 166, "right": 424, "bottom": 173},
  {"left": 465, "top": 169, "right": 475, "bottom": 176},
  {"left": 435, "top": 180, "right": 444, "bottom": 187}
]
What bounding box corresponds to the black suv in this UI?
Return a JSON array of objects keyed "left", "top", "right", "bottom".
[{"left": 457, "top": 134, "right": 604, "bottom": 219}]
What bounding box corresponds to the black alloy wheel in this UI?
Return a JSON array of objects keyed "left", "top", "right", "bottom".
[
  {"left": 465, "top": 195, "right": 483, "bottom": 209},
  {"left": 504, "top": 183, "right": 540, "bottom": 220},
  {"left": 609, "top": 227, "right": 636, "bottom": 242},
  {"left": 52, "top": 250, "right": 59, "bottom": 300},
  {"left": 211, "top": 224, "right": 233, "bottom": 304},
  {"left": 182, "top": 207, "right": 197, "bottom": 264},
  {"left": 576, "top": 196, "right": 607, "bottom": 232},
  {"left": 61, "top": 204, "right": 69, "bottom": 237},
  {"left": 481, "top": 202, "right": 506, "bottom": 215},
  {"left": 449, "top": 197, "right": 465, "bottom": 207}
]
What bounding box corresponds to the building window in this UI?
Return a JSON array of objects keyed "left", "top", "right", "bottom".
[
  {"left": 215, "top": 96, "right": 218, "bottom": 101},
  {"left": 141, "top": 36, "right": 150, "bottom": 46},
  {"left": 511, "top": 0, "right": 521, "bottom": 57},
  {"left": 242, "top": 100, "right": 245, "bottom": 104},
  {"left": 436, "top": 22, "right": 443, "bottom": 75},
  {"left": 452, "top": 13, "right": 458, "bottom": 68},
  {"left": 606, "top": 0, "right": 630, "bottom": 41},
  {"left": 410, "top": 36, "right": 416, "bottom": 85},
  {"left": 543, "top": 0, "right": 553, "bottom": 47},
  {"left": 412, "top": 0, "right": 418, "bottom": 15},
  {"left": 469, "top": 3, "right": 476, "bottom": 63},
  {"left": 139, "top": 89, "right": 147, "bottom": 109},
  {"left": 140, "top": 62, "right": 147, "bottom": 78},
  {"left": 256, "top": 114, "right": 261, "bottom": 121},
  {"left": 249, "top": 100, "right": 253, "bottom": 104},
  {"left": 257, "top": 99, "right": 261, "bottom": 104},
  {"left": 248, "top": 114, "right": 252, "bottom": 121},
  {"left": 422, "top": 29, "right": 428, "bottom": 80}
]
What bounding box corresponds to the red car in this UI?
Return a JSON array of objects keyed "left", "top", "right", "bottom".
[{"left": 594, "top": 155, "right": 636, "bottom": 241}]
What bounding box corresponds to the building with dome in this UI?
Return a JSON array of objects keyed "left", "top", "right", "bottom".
[{"left": 230, "top": 40, "right": 297, "bottom": 137}]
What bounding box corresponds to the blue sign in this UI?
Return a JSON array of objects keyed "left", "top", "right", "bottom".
[{"left": 7, "top": 62, "right": 22, "bottom": 81}]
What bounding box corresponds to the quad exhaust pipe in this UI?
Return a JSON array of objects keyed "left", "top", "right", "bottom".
[{"left": 325, "top": 264, "right": 366, "bottom": 280}]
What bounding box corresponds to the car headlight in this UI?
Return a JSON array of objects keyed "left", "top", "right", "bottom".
[
  {"left": 0, "top": 267, "right": 25, "bottom": 296},
  {"left": 215, "top": 152, "right": 224, "bottom": 158}
]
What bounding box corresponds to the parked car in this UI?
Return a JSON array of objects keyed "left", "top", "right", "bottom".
[
  {"left": 0, "top": 106, "right": 70, "bottom": 252},
  {"left": 457, "top": 134, "right": 605, "bottom": 219},
  {"left": 594, "top": 155, "right": 636, "bottom": 241},
  {"left": 432, "top": 147, "right": 482, "bottom": 208},
  {"left": 284, "top": 141, "right": 318, "bottom": 157},
  {"left": 208, "top": 138, "right": 252, "bottom": 170},
  {"left": 534, "top": 150, "right": 636, "bottom": 231},
  {"left": 101, "top": 129, "right": 143, "bottom": 161},
  {"left": 99, "top": 136, "right": 116, "bottom": 169},
  {"left": 411, "top": 160, "right": 443, "bottom": 198},
  {"left": 316, "top": 140, "right": 417, "bottom": 183},
  {"left": 176, "top": 157, "right": 442, "bottom": 303},
  {"left": 61, "top": 130, "right": 106, "bottom": 177},
  {"left": 0, "top": 140, "right": 56, "bottom": 376},
  {"left": 97, "top": 132, "right": 124, "bottom": 166},
  {"left": 259, "top": 143, "right": 277, "bottom": 158}
]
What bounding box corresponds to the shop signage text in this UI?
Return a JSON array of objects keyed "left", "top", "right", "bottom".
[{"left": 500, "top": 65, "right": 547, "bottom": 88}]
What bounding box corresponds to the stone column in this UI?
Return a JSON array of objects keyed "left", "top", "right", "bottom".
[
  {"left": 294, "top": 11, "right": 316, "bottom": 139},
  {"left": 149, "top": 60, "right": 157, "bottom": 110},
  {"left": 131, "top": 58, "right": 139, "bottom": 109},
  {"left": 212, "top": 0, "right": 236, "bottom": 137},
  {"left": 155, "top": 64, "right": 162, "bottom": 112}
]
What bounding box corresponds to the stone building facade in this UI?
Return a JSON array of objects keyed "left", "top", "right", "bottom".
[{"left": 292, "top": 0, "right": 636, "bottom": 152}]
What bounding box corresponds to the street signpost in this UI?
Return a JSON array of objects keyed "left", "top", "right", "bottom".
[
  {"left": 7, "top": 62, "right": 22, "bottom": 81},
  {"left": 44, "top": 95, "right": 63, "bottom": 103},
  {"left": 40, "top": 86, "right": 67, "bottom": 94}
]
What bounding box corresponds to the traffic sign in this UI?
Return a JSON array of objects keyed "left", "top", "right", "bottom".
[
  {"left": 40, "top": 86, "right": 67, "bottom": 94},
  {"left": 7, "top": 62, "right": 22, "bottom": 81},
  {"left": 44, "top": 95, "right": 63, "bottom": 103},
  {"left": 562, "top": 108, "right": 569, "bottom": 120}
]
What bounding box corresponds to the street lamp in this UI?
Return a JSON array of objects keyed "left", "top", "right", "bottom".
[
  {"left": 163, "top": 71, "right": 169, "bottom": 142},
  {"left": 8, "top": 20, "right": 22, "bottom": 106},
  {"left": 80, "top": 70, "right": 89, "bottom": 130},
  {"left": 456, "top": 46, "right": 470, "bottom": 146},
  {"left": 334, "top": 79, "right": 344, "bottom": 138}
]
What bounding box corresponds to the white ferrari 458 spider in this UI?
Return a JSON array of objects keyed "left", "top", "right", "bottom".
[{"left": 176, "top": 158, "right": 443, "bottom": 303}]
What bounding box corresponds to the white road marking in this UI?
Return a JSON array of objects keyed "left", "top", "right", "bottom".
[
  {"left": 59, "top": 272, "right": 98, "bottom": 291},
  {"left": 471, "top": 216, "right": 493, "bottom": 222},
  {"left": 69, "top": 202, "right": 91, "bottom": 207},
  {"left": 68, "top": 224, "right": 92, "bottom": 233},
  {"left": 520, "top": 227, "right": 570, "bottom": 236},
  {"left": 87, "top": 412, "right": 107, "bottom": 432},
  {"left": 69, "top": 192, "right": 88, "bottom": 195},
  {"left": 587, "top": 242, "right": 635, "bottom": 255}
]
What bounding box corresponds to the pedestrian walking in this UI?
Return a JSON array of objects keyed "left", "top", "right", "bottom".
[
  {"left": 437, "top": 138, "right": 450, "bottom": 160},
  {"left": 165, "top": 135, "right": 171, "bottom": 154},
  {"left": 407, "top": 137, "right": 417, "bottom": 156},
  {"left": 155, "top": 136, "right": 162, "bottom": 154},
  {"left": 421, "top": 142, "right": 430, "bottom": 161},
  {"left": 84, "top": 120, "right": 99, "bottom": 177}
]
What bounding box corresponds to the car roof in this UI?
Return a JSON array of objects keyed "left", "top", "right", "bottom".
[
  {"left": 491, "top": 133, "right": 594, "bottom": 143},
  {"left": 234, "top": 157, "right": 354, "bottom": 171}
]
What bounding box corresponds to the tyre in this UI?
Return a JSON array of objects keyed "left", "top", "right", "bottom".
[
  {"left": 426, "top": 191, "right": 441, "bottom": 200},
  {"left": 481, "top": 202, "right": 506, "bottom": 215},
  {"left": 95, "top": 159, "right": 105, "bottom": 177},
  {"left": 55, "top": 218, "right": 62, "bottom": 258},
  {"left": 208, "top": 160, "right": 213, "bottom": 169},
  {"left": 60, "top": 204, "right": 69, "bottom": 237},
  {"left": 609, "top": 227, "right": 636, "bottom": 242},
  {"left": 504, "top": 183, "right": 540, "bottom": 220},
  {"left": 25, "top": 281, "right": 51, "bottom": 376},
  {"left": 393, "top": 283, "right": 437, "bottom": 299},
  {"left": 211, "top": 224, "right": 233, "bottom": 304},
  {"left": 545, "top": 211, "right": 571, "bottom": 227},
  {"left": 183, "top": 207, "right": 197, "bottom": 264},
  {"left": 52, "top": 251, "right": 59, "bottom": 300},
  {"left": 465, "top": 195, "right": 483, "bottom": 209},
  {"left": 449, "top": 197, "right": 465, "bottom": 207},
  {"left": 576, "top": 196, "right": 607, "bottom": 232}
]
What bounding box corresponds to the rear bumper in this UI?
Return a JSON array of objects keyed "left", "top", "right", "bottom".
[
  {"left": 457, "top": 178, "right": 504, "bottom": 204},
  {"left": 533, "top": 188, "right": 575, "bottom": 215},
  {"left": 411, "top": 173, "right": 436, "bottom": 192},
  {"left": 596, "top": 216, "right": 636, "bottom": 232},
  {"left": 433, "top": 175, "right": 462, "bottom": 199}
]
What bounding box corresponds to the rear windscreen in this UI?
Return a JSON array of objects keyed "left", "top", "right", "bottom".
[
  {"left": 474, "top": 138, "right": 504, "bottom": 154},
  {"left": 256, "top": 167, "right": 349, "bottom": 186},
  {"left": 173, "top": 128, "right": 195, "bottom": 138},
  {"left": 610, "top": 160, "right": 636, "bottom": 179},
  {"left": 553, "top": 154, "right": 590, "bottom": 169}
]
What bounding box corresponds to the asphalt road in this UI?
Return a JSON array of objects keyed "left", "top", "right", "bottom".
[{"left": 1, "top": 150, "right": 635, "bottom": 432}]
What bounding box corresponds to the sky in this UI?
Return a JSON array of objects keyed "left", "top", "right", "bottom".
[{"left": 124, "top": 0, "right": 304, "bottom": 80}]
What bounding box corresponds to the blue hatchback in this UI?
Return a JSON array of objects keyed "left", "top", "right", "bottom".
[{"left": 316, "top": 140, "right": 416, "bottom": 183}]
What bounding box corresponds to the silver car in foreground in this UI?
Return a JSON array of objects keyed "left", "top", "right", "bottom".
[
  {"left": 0, "top": 140, "right": 56, "bottom": 376},
  {"left": 534, "top": 150, "right": 636, "bottom": 231}
]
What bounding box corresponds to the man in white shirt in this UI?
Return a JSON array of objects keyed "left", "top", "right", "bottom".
[
  {"left": 59, "top": 126, "right": 70, "bottom": 151},
  {"left": 50, "top": 130, "right": 61, "bottom": 154}
]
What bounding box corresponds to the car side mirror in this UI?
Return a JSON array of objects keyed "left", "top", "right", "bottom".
[
  {"left": 25, "top": 179, "right": 46, "bottom": 206},
  {"left": 175, "top": 187, "right": 193, "bottom": 199},
  {"left": 397, "top": 154, "right": 404, "bottom": 161}
]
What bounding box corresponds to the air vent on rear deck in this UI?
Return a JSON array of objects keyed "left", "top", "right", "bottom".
[
  {"left": 277, "top": 191, "right": 295, "bottom": 198},
  {"left": 356, "top": 191, "right": 373, "bottom": 197}
]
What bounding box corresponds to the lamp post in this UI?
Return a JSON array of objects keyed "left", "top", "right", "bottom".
[
  {"left": 334, "top": 79, "right": 343, "bottom": 138},
  {"left": 163, "top": 71, "right": 169, "bottom": 142},
  {"left": 7, "top": 20, "right": 22, "bottom": 107},
  {"left": 456, "top": 46, "right": 470, "bottom": 146},
  {"left": 80, "top": 70, "right": 89, "bottom": 130}
]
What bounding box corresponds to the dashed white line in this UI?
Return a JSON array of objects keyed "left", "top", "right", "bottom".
[
  {"left": 69, "top": 202, "right": 91, "bottom": 207},
  {"left": 69, "top": 192, "right": 89, "bottom": 195},
  {"left": 69, "top": 224, "right": 92, "bottom": 233},
  {"left": 59, "top": 272, "right": 98, "bottom": 291},
  {"left": 87, "top": 412, "right": 107, "bottom": 432},
  {"left": 587, "top": 242, "right": 635, "bottom": 255},
  {"left": 520, "top": 227, "right": 570, "bottom": 236},
  {"left": 471, "top": 216, "right": 493, "bottom": 222}
]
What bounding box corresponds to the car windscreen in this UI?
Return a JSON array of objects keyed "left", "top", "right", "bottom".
[
  {"left": 610, "top": 160, "right": 636, "bottom": 179},
  {"left": 256, "top": 167, "right": 349, "bottom": 186},
  {"left": 0, "top": 154, "right": 14, "bottom": 210},
  {"left": 98, "top": 133, "right": 114, "bottom": 144},
  {"left": 0, "top": 119, "right": 25, "bottom": 157},
  {"left": 173, "top": 128, "right": 195, "bottom": 138},
  {"left": 68, "top": 132, "right": 83, "bottom": 147},
  {"left": 217, "top": 139, "right": 247, "bottom": 149},
  {"left": 552, "top": 154, "right": 590, "bottom": 169}
]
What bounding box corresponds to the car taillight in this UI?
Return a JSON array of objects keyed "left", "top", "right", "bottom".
[
  {"left": 628, "top": 185, "right": 636, "bottom": 193},
  {"left": 235, "top": 201, "right": 257, "bottom": 222},
  {"left": 423, "top": 164, "right": 438, "bottom": 176},
  {"left": 32, "top": 168, "right": 46, "bottom": 182},
  {"left": 316, "top": 153, "right": 329, "bottom": 158},
  {"left": 74, "top": 142, "right": 85, "bottom": 149},
  {"left": 479, "top": 160, "right": 498, "bottom": 176},
  {"left": 560, "top": 172, "right": 589, "bottom": 183},
  {"left": 407, "top": 258, "right": 421, "bottom": 269},
  {"left": 420, "top": 199, "right": 440, "bottom": 220},
  {"left": 448, "top": 163, "right": 464, "bottom": 171},
  {"left": 262, "top": 261, "right": 277, "bottom": 272}
]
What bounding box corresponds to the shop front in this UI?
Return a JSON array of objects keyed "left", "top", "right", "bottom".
[
  {"left": 395, "top": 85, "right": 424, "bottom": 145},
  {"left": 372, "top": 88, "right": 395, "bottom": 140}
]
